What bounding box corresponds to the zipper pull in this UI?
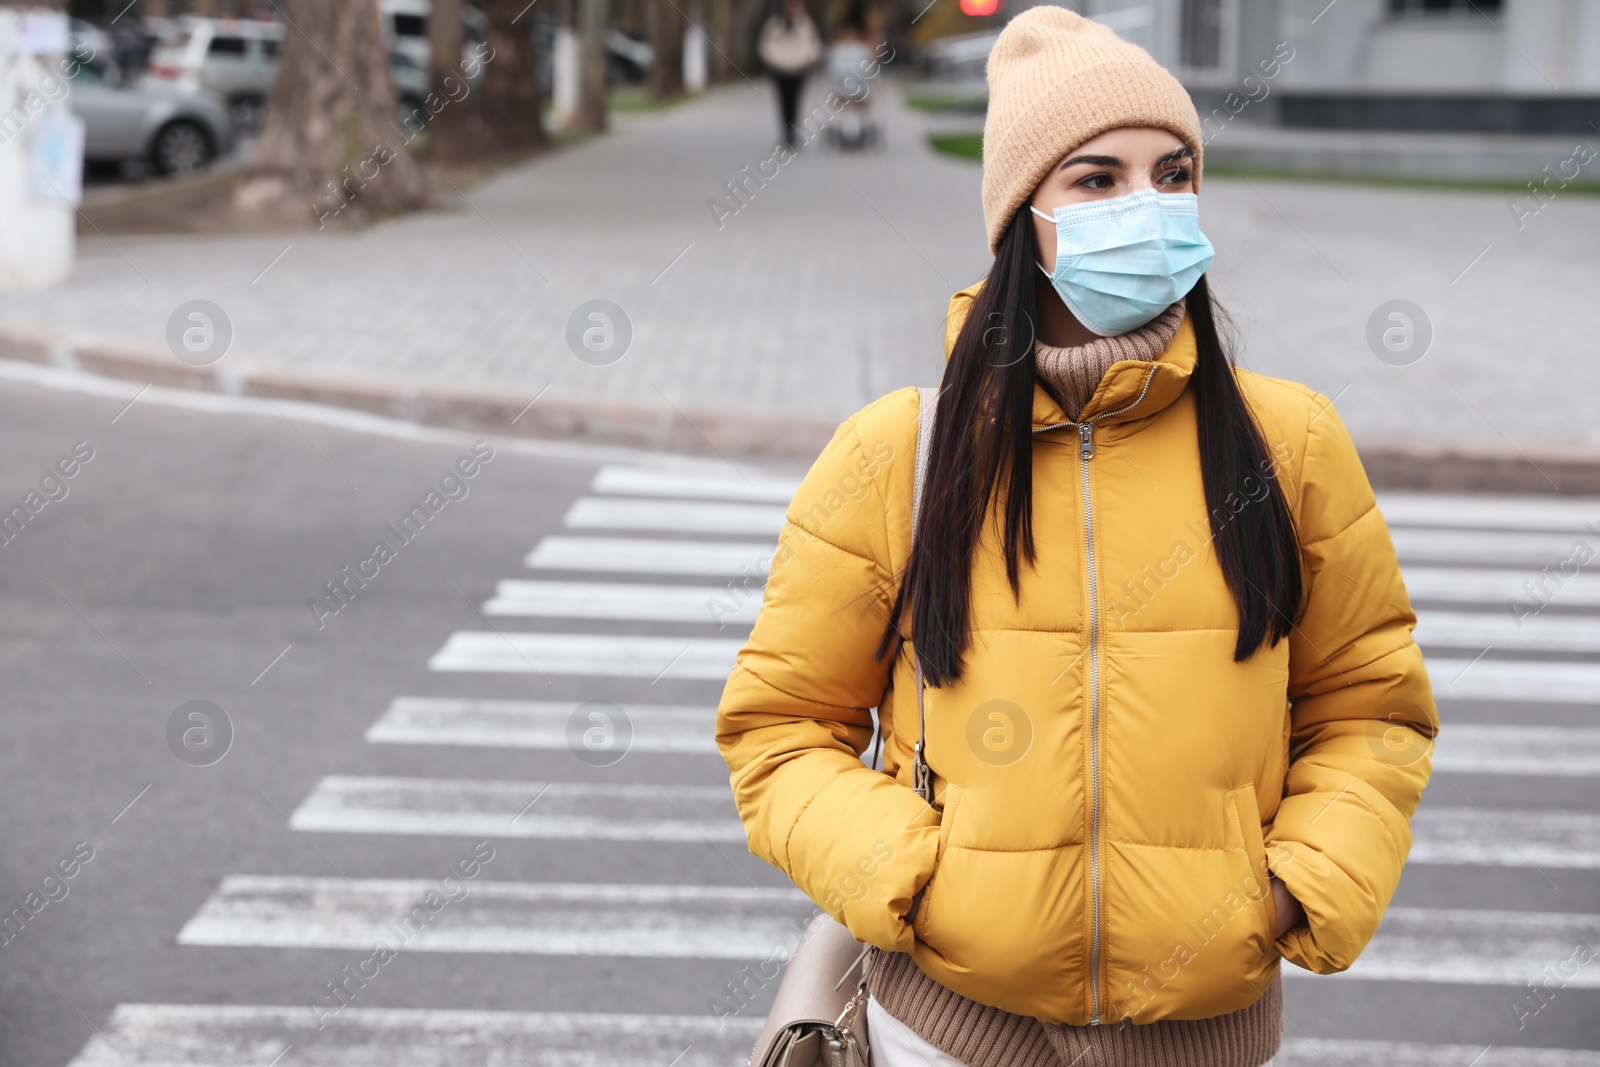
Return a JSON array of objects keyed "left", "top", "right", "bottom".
[{"left": 1078, "top": 422, "right": 1094, "bottom": 459}]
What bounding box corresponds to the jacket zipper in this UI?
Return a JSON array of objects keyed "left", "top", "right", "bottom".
[{"left": 1033, "top": 365, "right": 1158, "bottom": 1025}]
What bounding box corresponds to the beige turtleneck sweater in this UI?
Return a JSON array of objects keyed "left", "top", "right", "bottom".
[
  {"left": 865, "top": 298, "right": 1285, "bottom": 1067},
  {"left": 1031, "top": 301, "right": 1185, "bottom": 420}
]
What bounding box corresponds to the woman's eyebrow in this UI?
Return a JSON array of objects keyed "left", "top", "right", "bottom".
[
  {"left": 1155, "top": 146, "right": 1194, "bottom": 166},
  {"left": 1058, "top": 153, "right": 1124, "bottom": 170}
]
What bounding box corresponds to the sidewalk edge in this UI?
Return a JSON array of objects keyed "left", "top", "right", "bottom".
[{"left": 3, "top": 320, "right": 1597, "bottom": 495}]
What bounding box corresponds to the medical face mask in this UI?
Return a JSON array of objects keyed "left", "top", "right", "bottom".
[{"left": 1030, "top": 189, "right": 1215, "bottom": 337}]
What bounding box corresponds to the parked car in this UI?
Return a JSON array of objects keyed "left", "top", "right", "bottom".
[
  {"left": 70, "top": 19, "right": 112, "bottom": 65},
  {"left": 607, "top": 28, "right": 653, "bottom": 83},
  {"left": 140, "top": 16, "right": 281, "bottom": 134},
  {"left": 379, "top": 0, "right": 488, "bottom": 73},
  {"left": 69, "top": 53, "right": 234, "bottom": 175}
]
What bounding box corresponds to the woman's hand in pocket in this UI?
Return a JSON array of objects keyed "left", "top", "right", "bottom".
[
  {"left": 902, "top": 884, "right": 927, "bottom": 927},
  {"left": 1270, "top": 876, "right": 1304, "bottom": 939}
]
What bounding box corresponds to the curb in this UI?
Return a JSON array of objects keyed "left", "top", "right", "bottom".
[
  {"left": 3, "top": 320, "right": 1598, "bottom": 496},
  {"left": 0, "top": 320, "right": 839, "bottom": 463}
]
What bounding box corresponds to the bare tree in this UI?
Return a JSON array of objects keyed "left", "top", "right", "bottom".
[
  {"left": 247, "top": 0, "right": 426, "bottom": 225},
  {"left": 648, "top": 0, "right": 684, "bottom": 99}
]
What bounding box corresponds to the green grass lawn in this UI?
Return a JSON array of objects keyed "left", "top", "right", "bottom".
[
  {"left": 928, "top": 132, "right": 983, "bottom": 161},
  {"left": 904, "top": 92, "right": 988, "bottom": 114}
]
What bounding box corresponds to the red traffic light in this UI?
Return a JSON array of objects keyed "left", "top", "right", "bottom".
[{"left": 961, "top": 0, "right": 999, "bottom": 14}]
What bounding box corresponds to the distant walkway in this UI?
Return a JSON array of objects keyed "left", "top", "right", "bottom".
[{"left": 2, "top": 79, "right": 1596, "bottom": 448}]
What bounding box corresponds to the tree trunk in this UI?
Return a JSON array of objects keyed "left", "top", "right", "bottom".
[
  {"left": 471, "top": 0, "right": 550, "bottom": 153},
  {"left": 570, "top": 0, "right": 609, "bottom": 133},
  {"left": 429, "top": 0, "right": 465, "bottom": 96},
  {"left": 248, "top": 0, "right": 426, "bottom": 225},
  {"left": 707, "top": 0, "right": 735, "bottom": 80},
  {"left": 647, "top": 0, "right": 684, "bottom": 99},
  {"left": 424, "top": 0, "right": 475, "bottom": 158}
]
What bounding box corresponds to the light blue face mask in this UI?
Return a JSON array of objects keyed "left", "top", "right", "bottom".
[{"left": 1031, "top": 189, "right": 1216, "bottom": 337}]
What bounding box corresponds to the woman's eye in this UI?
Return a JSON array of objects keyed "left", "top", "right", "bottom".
[
  {"left": 1076, "top": 173, "right": 1114, "bottom": 190},
  {"left": 1158, "top": 167, "right": 1193, "bottom": 185}
]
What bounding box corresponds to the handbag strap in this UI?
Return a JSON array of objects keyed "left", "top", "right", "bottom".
[{"left": 910, "top": 386, "right": 937, "bottom": 805}]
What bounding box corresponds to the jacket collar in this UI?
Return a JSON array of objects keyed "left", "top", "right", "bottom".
[{"left": 942, "top": 281, "right": 1198, "bottom": 430}]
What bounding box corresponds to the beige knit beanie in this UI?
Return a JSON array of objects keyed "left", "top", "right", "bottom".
[{"left": 981, "top": 5, "right": 1204, "bottom": 252}]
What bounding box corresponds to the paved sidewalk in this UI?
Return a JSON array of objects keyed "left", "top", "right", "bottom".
[{"left": 2, "top": 77, "right": 1597, "bottom": 451}]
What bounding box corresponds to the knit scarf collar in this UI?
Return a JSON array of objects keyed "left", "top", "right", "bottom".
[{"left": 1032, "top": 301, "right": 1186, "bottom": 422}]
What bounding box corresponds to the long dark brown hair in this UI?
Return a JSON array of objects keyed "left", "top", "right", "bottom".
[{"left": 878, "top": 208, "right": 1302, "bottom": 686}]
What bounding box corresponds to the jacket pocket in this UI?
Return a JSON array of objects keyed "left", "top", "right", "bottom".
[
  {"left": 1226, "top": 784, "right": 1278, "bottom": 957},
  {"left": 912, "top": 783, "right": 961, "bottom": 940}
]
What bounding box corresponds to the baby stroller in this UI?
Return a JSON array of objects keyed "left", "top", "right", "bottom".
[{"left": 822, "top": 38, "right": 882, "bottom": 150}]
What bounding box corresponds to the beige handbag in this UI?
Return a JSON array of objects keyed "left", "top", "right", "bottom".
[
  {"left": 747, "top": 913, "right": 878, "bottom": 1067},
  {"left": 746, "top": 387, "right": 941, "bottom": 1067}
]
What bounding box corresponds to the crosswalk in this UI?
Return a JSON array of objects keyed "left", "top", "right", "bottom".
[{"left": 65, "top": 464, "right": 1600, "bottom": 1065}]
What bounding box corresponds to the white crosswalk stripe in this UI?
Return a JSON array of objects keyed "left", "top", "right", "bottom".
[
  {"left": 365, "top": 697, "right": 1594, "bottom": 776},
  {"left": 1408, "top": 806, "right": 1600, "bottom": 868},
  {"left": 290, "top": 776, "right": 741, "bottom": 840},
  {"left": 175, "top": 874, "right": 1600, "bottom": 990},
  {"left": 1377, "top": 492, "right": 1599, "bottom": 533},
  {"left": 1424, "top": 657, "right": 1600, "bottom": 704},
  {"left": 176, "top": 876, "right": 811, "bottom": 956},
  {"left": 1390, "top": 527, "right": 1596, "bottom": 565},
  {"left": 592, "top": 464, "right": 798, "bottom": 502},
  {"left": 484, "top": 573, "right": 1600, "bottom": 653},
  {"left": 366, "top": 697, "right": 717, "bottom": 752},
  {"left": 1319, "top": 907, "right": 1600, "bottom": 987},
  {"left": 1435, "top": 723, "right": 1600, "bottom": 775},
  {"left": 428, "top": 633, "right": 743, "bottom": 676},
  {"left": 1272, "top": 1040, "right": 1600, "bottom": 1067},
  {"left": 564, "top": 496, "right": 789, "bottom": 535},
  {"left": 525, "top": 536, "right": 773, "bottom": 576},
  {"left": 1404, "top": 565, "right": 1600, "bottom": 608},
  {"left": 1415, "top": 609, "right": 1600, "bottom": 652},
  {"left": 482, "top": 578, "right": 761, "bottom": 624},
  {"left": 287, "top": 776, "right": 1600, "bottom": 869},
  {"left": 63, "top": 1005, "right": 765, "bottom": 1067}
]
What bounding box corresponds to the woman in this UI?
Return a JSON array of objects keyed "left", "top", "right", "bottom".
[
  {"left": 757, "top": 0, "right": 823, "bottom": 149},
  {"left": 716, "top": 9, "right": 1437, "bottom": 1067}
]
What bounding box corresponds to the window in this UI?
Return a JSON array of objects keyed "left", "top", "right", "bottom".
[
  {"left": 1180, "top": 0, "right": 1223, "bottom": 69},
  {"left": 1387, "top": 0, "right": 1503, "bottom": 14},
  {"left": 392, "top": 14, "right": 427, "bottom": 37},
  {"left": 260, "top": 38, "right": 280, "bottom": 58},
  {"left": 208, "top": 35, "right": 247, "bottom": 55}
]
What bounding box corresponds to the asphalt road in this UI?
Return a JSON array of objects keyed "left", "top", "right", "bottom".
[{"left": 0, "top": 364, "right": 1596, "bottom": 1066}]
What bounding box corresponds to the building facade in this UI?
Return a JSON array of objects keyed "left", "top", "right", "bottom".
[{"left": 1077, "top": 0, "right": 1600, "bottom": 131}]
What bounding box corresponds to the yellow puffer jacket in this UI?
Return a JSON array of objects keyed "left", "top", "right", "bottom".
[{"left": 715, "top": 283, "right": 1438, "bottom": 1027}]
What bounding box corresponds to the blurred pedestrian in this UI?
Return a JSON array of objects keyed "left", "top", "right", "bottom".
[
  {"left": 718, "top": 7, "right": 1437, "bottom": 1067},
  {"left": 823, "top": 1, "right": 880, "bottom": 148},
  {"left": 757, "top": 0, "right": 822, "bottom": 150}
]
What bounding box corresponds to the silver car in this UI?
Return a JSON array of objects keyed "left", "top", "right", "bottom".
[
  {"left": 141, "top": 17, "right": 282, "bottom": 133},
  {"left": 69, "top": 55, "right": 234, "bottom": 175}
]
